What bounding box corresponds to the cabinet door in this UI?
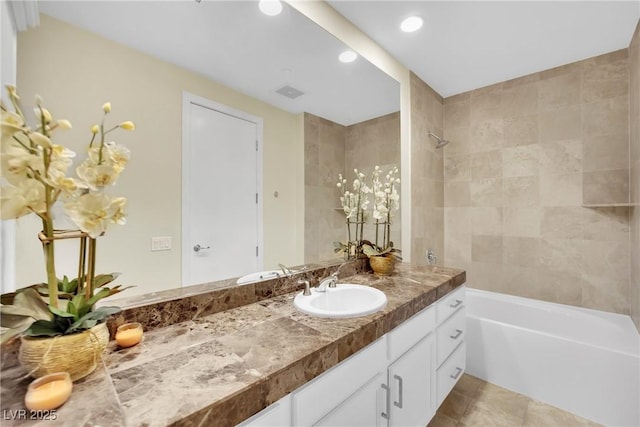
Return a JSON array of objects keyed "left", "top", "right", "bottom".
[
  {"left": 388, "top": 333, "right": 436, "bottom": 427},
  {"left": 315, "top": 372, "right": 385, "bottom": 427}
]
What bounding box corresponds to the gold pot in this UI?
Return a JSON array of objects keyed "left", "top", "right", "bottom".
[
  {"left": 369, "top": 255, "right": 395, "bottom": 276},
  {"left": 19, "top": 322, "right": 109, "bottom": 381}
]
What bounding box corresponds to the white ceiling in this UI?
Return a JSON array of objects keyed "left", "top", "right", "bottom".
[
  {"left": 37, "top": 1, "right": 400, "bottom": 126},
  {"left": 35, "top": 1, "right": 640, "bottom": 121},
  {"left": 329, "top": 1, "right": 640, "bottom": 98}
]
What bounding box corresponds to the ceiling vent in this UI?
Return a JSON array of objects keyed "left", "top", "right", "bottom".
[{"left": 276, "top": 85, "right": 304, "bottom": 99}]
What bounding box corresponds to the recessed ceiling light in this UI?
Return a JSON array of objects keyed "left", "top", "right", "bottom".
[
  {"left": 338, "top": 50, "right": 358, "bottom": 63},
  {"left": 259, "top": 0, "right": 282, "bottom": 16},
  {"left": 400, "top": 16, "right": 423, "bottom": 33}
]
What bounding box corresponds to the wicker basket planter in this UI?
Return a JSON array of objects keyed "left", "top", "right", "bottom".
[{"left": 19, "top": 322, "right": 109, "bottom": 381}]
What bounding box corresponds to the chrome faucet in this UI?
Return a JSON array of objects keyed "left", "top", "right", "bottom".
[
  {"left": 279, "top": 263, "right": 309, "bottom": 277},
  {"left": 278, "top": 263, "right": 293, "bottom": 276},
  {"left": 298, "top": 279, "right": 311, "bottom": 296},
  {"left": 426, "top": 249, "right": 438, "bottom": 266},
  {"left": 316, "top": 273, "right": 338, "bottom": 292},
  {"left": 316, "top": 262, "right": 349, "bottom": 292}
]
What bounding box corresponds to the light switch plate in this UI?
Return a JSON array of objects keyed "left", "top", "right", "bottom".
[{"left": 151, "top": 236, "right": 171, "bottom": 251}]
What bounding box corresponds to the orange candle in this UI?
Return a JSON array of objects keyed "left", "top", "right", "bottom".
[
  {"left": 25, "top": 372, "right": 72, "bottom": 411},
  {"left": 115, "top": 322, "right": 143, "bottom": 348}
]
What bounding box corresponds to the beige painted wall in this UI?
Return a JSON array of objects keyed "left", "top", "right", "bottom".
[
  {"left": 443, "top": 50, "right": 631, "bottom": 314},
  {"left": 630, "top": 19, "right": 640, "bottom": 330},
  {"left": 15, "top": 15, "right": 304, "bottom": 297}
]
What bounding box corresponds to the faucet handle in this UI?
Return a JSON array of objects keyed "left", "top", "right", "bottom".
[{"left": 298, "top": 279, "right": 311, "bottom": 296}]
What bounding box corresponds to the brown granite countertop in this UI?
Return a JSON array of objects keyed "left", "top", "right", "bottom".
[{"left": 1, "top": 262, "right": 465, "bottom": 427}]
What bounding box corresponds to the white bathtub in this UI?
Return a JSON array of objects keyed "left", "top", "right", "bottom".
[{"left": 466, "top": 288, "right": 640, "bottom": 426}]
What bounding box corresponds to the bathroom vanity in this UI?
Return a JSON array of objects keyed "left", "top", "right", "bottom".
[
  {"left": 0, "top": 262, "right": 466, "bottom": 426},
  {"left": 240, "top": 284, "right": 466, "bottom": 427}
]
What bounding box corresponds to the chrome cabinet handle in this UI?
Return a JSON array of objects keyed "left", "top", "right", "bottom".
[
  {"left": 450, "top": 329, "right": 463, "bottom": 340},
  {"left": 193, "top": 244, "right": 211, "bottom": 252},
  {"left": 450, "top": 367, "right": 463, "bottom": 380},
  {"left": 449, "top": 299, "right": 463, "bottom": 308},
  {"left": 393, "top": 374, "right": 404, "bottom": 408},
  {"left": 381, "top": 383, "right": 390, "bottom": 419}
]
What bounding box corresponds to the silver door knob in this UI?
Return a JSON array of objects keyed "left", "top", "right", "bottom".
[{"left": 193, "top": 244, "right": 210, "bottom": 252}]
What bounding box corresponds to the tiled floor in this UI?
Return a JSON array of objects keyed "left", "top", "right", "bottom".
[{"left": 428, "top": 374, "right": 601, "bottom": 427}]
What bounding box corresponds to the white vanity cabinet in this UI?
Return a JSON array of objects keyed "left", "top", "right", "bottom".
[
  {"left": 315, "top": 372, "right": 386, "bottom": 427},
  {"left": 386, "top": 333, "right": 436, "bottom": 426},
  {"left": 238, "top": 286, "right": 466, "bottom": 427},
  {"left": 383, "top": 305, "right": 437, "bottom": 426},
  {"left": 297, "top": 305, "right": 437, "bottom": 427},
  {"left": 292, "top": 338, "right": 387, "bottom": 427},
  {"left": 435, "top": 285, "right": 466, "bottom": 406}
]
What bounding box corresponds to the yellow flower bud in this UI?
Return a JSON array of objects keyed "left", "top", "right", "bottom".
[
  {"left": 102, "top": 102, "right": 111, "bottom": 113},
  {"left": 30, "top": 132, "right": 52, "bottom": 148},
  {"left": 57, "top": 119, "right": 72, "bottom": 130},
  {"left": 91, "top": 124, "right": 99, "bottom": 134},
  {"left": 6, "top": 85, "right": 18, "bottom": 98},
  {"left": 119, "top": 121, "right": 135, "bottom": 131},
  {"left": 33, "top": 107, "right": 52, "bottom": 123}
]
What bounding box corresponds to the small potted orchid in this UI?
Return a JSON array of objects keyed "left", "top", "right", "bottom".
[
  {"left": 362, "top": 166, "right": 401, "bottom": 275},
  {"left": 0, "top": 85, "right": 133, "bottom": 380},
  {"left": 335, "top": 169, "right": 371, "bottom": 259}
]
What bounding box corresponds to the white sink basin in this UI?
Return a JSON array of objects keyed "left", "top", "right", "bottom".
[{"left": 294, "top": 284, "right": 387, "bottom": 319}]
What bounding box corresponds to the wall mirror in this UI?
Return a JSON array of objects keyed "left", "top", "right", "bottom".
[{"left": 10, "top": 0, "right": 400, "bottom": 297}]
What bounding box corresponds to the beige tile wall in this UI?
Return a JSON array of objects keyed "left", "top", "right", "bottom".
[
  {"left": 345, "top": 112, "right": 401, "bottom": 249},
  {"left": 304, "top": 112, "right": 401, "bottom": 262},
  {"left": 304, "top": 113, "right": 346, "bottom": 262},
  {"left": 443, "top": 51, "right": 631, "bottom": 314},
  {"left": 410, "top": 72, "right": 445, "bottom": 266},
  {"left": 630, "top": 20, "right": 640, "bottom": 330}
]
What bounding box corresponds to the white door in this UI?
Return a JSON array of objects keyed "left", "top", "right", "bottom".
[{"left": 182, "top": 93, "right": 263, "bottom": 286}]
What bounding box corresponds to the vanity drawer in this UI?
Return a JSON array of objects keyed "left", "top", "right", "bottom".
[
  {"left": 387, "top": 305, "right": 436, "bottom": 361},
  {"left": 436, "top": 341, "right": 466, "bottom": 407},
  {"left": 436, "top": 285, "right": 465, "bottom": 323},
  {"left": 436, "top": 306, "right": 466, "bottom": 367}
]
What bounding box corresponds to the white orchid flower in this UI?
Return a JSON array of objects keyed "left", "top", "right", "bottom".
[
  {"left": 76, "top": 162, "right": 121, "bottom": 191},
  {"left": 0, "top": 179, "right": 46, "bottom": 219},
  {"left": 64, "top": 192, "right": 126, "bottom": 238}
]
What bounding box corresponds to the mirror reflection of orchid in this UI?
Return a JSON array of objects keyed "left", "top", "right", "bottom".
[
  {"left": 336, "top": 169, "right": 371, "bottom": 259},
  {"left": 334, "top": 166, "right": 401, "bottom": 261},
  {"left": 372, "top": 166, "right": 400, "bottom": 245},
  {"left": 363, "top": 165, "right": 401, "bottom": 260},
  {"left": 0, "top": 86, "right": 133, "bottom": 342}
]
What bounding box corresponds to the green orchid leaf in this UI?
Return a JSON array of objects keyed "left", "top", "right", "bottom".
[
  {"left": 0, "top": 289, "right": 51, "bottom": 326},
  {"left": 93, "top": 273, "right": 121, "bottom": 289},
  {"left": 66, "top": 306, "right": 120, "bottom": 333},
  {"left": 48, "top": 305, "right": 75, "bottom": 318},
  {"left": 362, "top": 244, "right": 381, "bottom": 257},
  {"left": 86, "top": 287, "right": 111, "bottom": 307},
  {"left": 0, "top": 315, "right": 34, "bottom": 335},
  {"left": 54, "top": 315, "right": 74, "bottom": 334},
  {"left": 60, "top": 276, "right": 78, "bottom": 294},
  {"left": 23, "top": 319, "right": 63, "bottom": 337},
  {"left": 67, "top": 301, "right": 77, "bottom": 317}
]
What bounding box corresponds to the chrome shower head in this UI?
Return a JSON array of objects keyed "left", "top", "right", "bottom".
[{"left": 428, "top": 132, "right": 449, "bottom": 149}]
